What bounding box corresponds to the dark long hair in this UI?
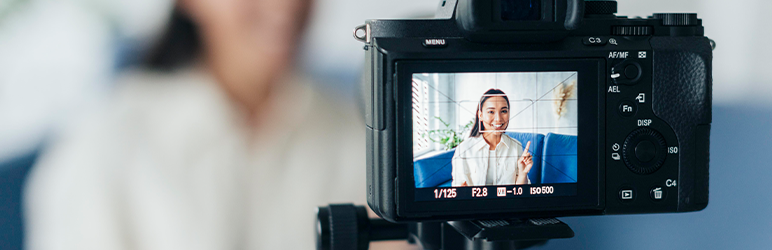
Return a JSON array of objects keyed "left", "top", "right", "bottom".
[
  {"left": 468, "top": 89, "right": 510, "bottom": 137},
  {"left": 143, "top": 7, "right": 201, "bottom": 71}
]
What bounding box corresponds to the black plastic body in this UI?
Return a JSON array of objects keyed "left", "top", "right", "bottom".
[
  {"left": 455, "top": 0, "right": 584, "bottom": 43},
  {"left": 363, "top": 0, "right": 711, "bottom": 222}
]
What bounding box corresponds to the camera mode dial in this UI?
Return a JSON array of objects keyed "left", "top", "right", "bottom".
[{"left": 622, "top": 128, "right": 667, "bottom": 175}]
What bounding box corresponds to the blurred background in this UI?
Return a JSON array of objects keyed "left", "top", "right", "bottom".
[{"left": 1, "top": 0, "right": 771, "bottom": 249}]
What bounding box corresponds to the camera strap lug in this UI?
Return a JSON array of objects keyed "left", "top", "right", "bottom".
[{"left": 353, "top": 24, "right": 370, "bottom": 43}]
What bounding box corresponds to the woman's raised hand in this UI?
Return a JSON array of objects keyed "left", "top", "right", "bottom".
[{"left": 518, "top": 141, "right": 534, "bottom": 174}]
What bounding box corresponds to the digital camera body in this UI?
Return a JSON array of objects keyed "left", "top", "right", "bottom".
[{"left": 362, "top": 0, "right": 712, "bottom": 222}]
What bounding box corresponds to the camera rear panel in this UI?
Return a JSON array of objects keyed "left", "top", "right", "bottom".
[
  {"left": 362, "top": 1, "right": 711, "bottom": 222},
  {"left": 603, "top": 43, "right": 680, "bottom": 214}
]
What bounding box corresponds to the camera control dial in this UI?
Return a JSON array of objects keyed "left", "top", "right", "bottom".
[
  {"left": 622, "top": 128, "right": 667, "bottom": 174},
  {"left": 654, "top": 13, "right": 699, "bottom": 26},
  {"left": 612, "top": 26, "right": 652, "bottom": 36}
]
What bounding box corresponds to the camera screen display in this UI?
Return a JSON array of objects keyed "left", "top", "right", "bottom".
[{"left": 412, "top": 71, "right": 578, "bottom": 201}]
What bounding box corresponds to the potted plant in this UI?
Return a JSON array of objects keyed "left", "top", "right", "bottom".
[{"left": 423, "top": 117, "right": 474, "bottom": 151}]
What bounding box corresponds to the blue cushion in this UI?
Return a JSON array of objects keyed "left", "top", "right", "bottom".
[
  {"left": 504, "top": 132, "right": 544, "bottom": 185},
  {"left": 541, "top": 133, "right": 578, "bottom": 184},
  {"left": 413, "top": 149, "right": 456, "bottom": 188},
  {"left": 413, "top": 132, "right": 546, "bottom": 188}
]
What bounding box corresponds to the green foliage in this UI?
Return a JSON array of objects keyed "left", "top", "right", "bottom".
[{"left": 423, "top": 117, "right": 474, "bottom": 150}]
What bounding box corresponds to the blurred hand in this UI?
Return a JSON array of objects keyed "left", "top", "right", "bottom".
[
  {"left": 517, "top": 141, "right": 533, "bottom": 174},
  {"left": 371, "top": 241, "right": 422, "bottom": 250}
]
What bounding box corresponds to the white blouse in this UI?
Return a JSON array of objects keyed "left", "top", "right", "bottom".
[
  {"left": 451, "top": 134, "right": 530, "bottom": 186},
  {"left": 24, "top": 68, "right": 367, "bottom": 250}
]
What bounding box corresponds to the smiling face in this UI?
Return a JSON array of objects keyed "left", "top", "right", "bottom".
[{"left": 478, "top": 96, "right": 510, "bottom": 134}]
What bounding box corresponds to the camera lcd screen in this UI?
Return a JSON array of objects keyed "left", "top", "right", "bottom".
[{"left": 412, "top": 71, "right": 578, "bottom": 201}]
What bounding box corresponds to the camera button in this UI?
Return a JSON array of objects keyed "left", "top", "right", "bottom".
[
  {"left": 618, "top": 101, "right": 636, "bottom": 117},
  {"left": 624, "top": 64, "right": 640, "bottom": 79},
  {"left": 422, "top": 38, "right": 448, "bottom": 48},
  {"left": 582, "top": 36, "right": 606, "bottom": 46},
  {"left": 635, "top": 141, "right": 657, "bottom": 162},
  {"left": 619, "top": 188, "right": 635, "bottom": 202},
  {"left": 612, "top": 61, "right": 642, "bottom": 85},
  {"left": 650, "top": 186, "right": 666, "bottom": 201}
]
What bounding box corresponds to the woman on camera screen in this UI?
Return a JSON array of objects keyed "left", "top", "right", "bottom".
[{"left": 451, "top": 89, "right": 533, "bottom": 187}]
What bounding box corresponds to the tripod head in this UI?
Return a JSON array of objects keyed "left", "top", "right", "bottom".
[{"left": 316, "top": 204, "right": 574, "bottom": 250}]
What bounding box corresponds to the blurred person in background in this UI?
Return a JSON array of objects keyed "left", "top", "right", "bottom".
[{"left": 22, "top": 0, "right": 374, "bottom": 249}]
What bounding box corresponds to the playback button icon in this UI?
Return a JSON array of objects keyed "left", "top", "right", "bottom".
[{"left": 619, "top": 188, "right": 635, "bottom": 202}]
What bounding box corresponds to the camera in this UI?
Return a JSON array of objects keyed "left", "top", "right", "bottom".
[{"left": 360, "top": 0, "right": 712, "bottom": 222}]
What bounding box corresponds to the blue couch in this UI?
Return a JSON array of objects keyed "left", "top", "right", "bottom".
[
  {"left": 413, "top": 132, "right": 576, "bottom": 187},
  {"left": 541, "top": 133, "right": 578, "bottom": 183}
]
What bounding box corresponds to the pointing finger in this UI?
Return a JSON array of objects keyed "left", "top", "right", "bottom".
[{"left": 523, "top": 141, "right": 531, "bottom": 154}]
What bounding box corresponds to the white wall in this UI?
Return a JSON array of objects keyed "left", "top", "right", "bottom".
[{"left": 418, "top": 72, "right": 578, "bottom": 142}]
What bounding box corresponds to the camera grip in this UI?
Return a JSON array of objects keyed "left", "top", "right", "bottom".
[{"left": 651, "top": 36, "right": 712, "bottom": 212}]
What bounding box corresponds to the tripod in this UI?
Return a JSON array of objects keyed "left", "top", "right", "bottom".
[{"left": 316, "top": 204, "right": 574, "bottom": 250}]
